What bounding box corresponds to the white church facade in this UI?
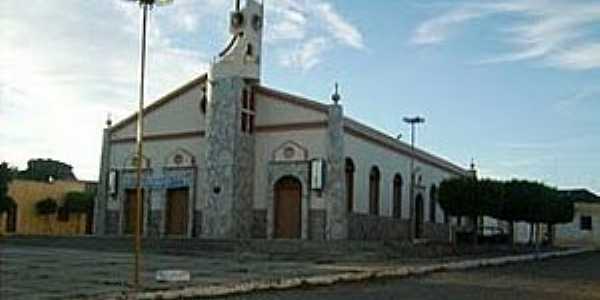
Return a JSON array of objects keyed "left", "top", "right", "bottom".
[{"left": 94, "top": 0, "right": 469, "bottom": 241}]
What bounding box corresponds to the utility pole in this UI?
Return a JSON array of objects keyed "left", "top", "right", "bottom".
[
  {"left": 121, "top": 0, "right": 174, "bottom": 291},
  {"left": 404, "top": 116, "right": 425, "bottom": 241}
]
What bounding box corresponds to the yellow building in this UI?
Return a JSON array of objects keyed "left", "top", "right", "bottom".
[{"left": 0, "top": 179, "right": 94, "bottom": 236}]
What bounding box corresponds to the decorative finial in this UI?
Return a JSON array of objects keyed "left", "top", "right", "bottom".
[
  {"left": 470, "top": 158, "right": 476, "bottom": 170},
  {"left": 331, "top": 82, "right": 341, "bottom": 104},
  {"left": 106, "top": 113, "right": 112, "bottom": 128},
  {"left": 234, "top": 0, "right": 241, "bottom": 11}
]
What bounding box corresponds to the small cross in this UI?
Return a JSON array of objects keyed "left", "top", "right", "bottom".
[
  {"left": 331, "top": 82, "right": 341, "bottom": 104},
  {"left": 106, "top": 113, "right": 113, "bottom": 127}
]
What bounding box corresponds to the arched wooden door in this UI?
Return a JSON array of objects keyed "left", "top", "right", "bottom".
[
  {"left": 166, "top": 188, "right": 189, "bottom": 236},
  {"left": 274, "top": 176, "right": 302, "bottom": 239},
  {"left": 415, "top": 194, "right": 424, "bottom": 239}
]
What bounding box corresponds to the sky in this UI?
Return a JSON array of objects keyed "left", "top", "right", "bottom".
[{"left": 1, "top": 0, "right": 599, "bottom": 193}]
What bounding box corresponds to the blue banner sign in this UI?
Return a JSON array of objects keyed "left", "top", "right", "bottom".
[{"left": 123, "top": 176, "right": 189, "bottom": 189}]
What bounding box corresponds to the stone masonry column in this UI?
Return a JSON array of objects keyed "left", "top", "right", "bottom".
[
  {"left": 324, "top": 89, "right": 348, "bottom": 240},
  {"left": 94, "top": 122, "right": 111, "bottom": 235},
  {"left": 202, "top": 76, "right": 254, "bottom": 239}
]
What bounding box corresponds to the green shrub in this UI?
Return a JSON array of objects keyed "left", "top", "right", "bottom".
[
  {"left": 63, "top": 191, "right": 94, "bottom": 214},
  {"left": 36, "top": 198, "right": 58, "bottom": 215}
]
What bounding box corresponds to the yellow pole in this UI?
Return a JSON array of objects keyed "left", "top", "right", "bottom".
[{"left": 134, "top": 2, "right": 149, "bottom": 291}]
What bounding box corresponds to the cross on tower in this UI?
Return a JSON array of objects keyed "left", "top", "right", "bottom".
[{"left": 331, "top": 82, "right": 341, "bottom": 104}]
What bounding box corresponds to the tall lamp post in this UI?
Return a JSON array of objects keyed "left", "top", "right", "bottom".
[
  {"left": 122, "top": 0, "right": 173, "bottom": 290},
  {"left": 403, "top": 116, "right": 425, "bottom": 241}
]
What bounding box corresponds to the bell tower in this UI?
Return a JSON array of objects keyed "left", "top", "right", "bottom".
[
  {"left": 202, "top": 0, "right": 263, "bottom": 238},
  {"left": 209, "top": 0, "right": 264, "bottom": 81}
]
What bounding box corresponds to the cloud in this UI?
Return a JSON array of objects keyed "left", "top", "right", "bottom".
[
  {"left": 411, "top": 8, "right": 489, "bottom": 45},
  {"left": 554, "top": 86, "right": 600, "bottom": 114},
  {"left": 411, "top": 0, "right": 600, "bottom": 71},
  {"left": 264, "top": 0, "right": 364, "bottom": 70},
  {"left": 313, "top": 2, "right": 364, "bottom": 49},
  {"left": 551, "top": 43, "right": 600, "bottom": 70},
  {"left": 0, "top": 0, "right": 208, "bottom": 179},
  {"left": 0, "top": 0, "right": 363, "bottom": 179},
  {"left": 280, "top": 37, "right": 330, "bottom": 71}
]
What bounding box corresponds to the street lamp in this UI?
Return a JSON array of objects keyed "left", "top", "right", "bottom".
[
  {"left": 122, "top": 0, "right": 174, "bottom": 290},
  {"left": 403, "top": 116, "right": 425, "bottom": 241}
]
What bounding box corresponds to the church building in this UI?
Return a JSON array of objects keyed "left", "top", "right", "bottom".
[{"left": 94, "top": 0, "right": 469, "bottom": 241}]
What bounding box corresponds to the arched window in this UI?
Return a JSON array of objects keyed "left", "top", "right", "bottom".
[
  {"left": 345, "top": 158, "right": 355, "bottom": 213},
  {"left": 393, "top": 174, "right": 403, "bottom": 219},
  {"left": 429, "top": 185, "right": 438, "bottom": 223},
  {"left": 369, "top": 166, "right": 380, "bottom": 216},
  {"left": 415, "top": 194, "right": 424, "bottom": 238}
]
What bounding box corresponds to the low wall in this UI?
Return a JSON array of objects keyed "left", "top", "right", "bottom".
[
  {"left": 348, "top": 213, "right": 410, "bottom": 241},
  {"left": 423, "top": 222, "right": 451, "bottom": 242},
  {"left": 251, "top": 209, "right": 267, "bottom": 239}
]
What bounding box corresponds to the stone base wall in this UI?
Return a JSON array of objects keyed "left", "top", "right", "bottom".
[
  {"left": 105, "top": 211, "right": 119, "bottom": 235},
  {"left": 348, "top": 213, "right": 410, "bottom": 241},
  {"left": 193, "top": 211, "right": 202, "bottom": 237},
  {"left": 309, "top": 209, "right": 327, "bottom": 241},
  {"left": 147, "top": 210, "right": 162, "bottom": 237},
  {"left": 251, "top": 209, "right": 267, "bottom": 239},
  {"left": 423, "top": 222, "right": 451, "bottom": 242}
]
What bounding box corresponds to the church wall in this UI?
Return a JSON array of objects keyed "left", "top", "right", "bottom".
[
  {"left": 344, "top": 131, "right": 458, "bottom": 241},
  {"left": 254, "top": 130, "right": 328, "bottom": 209},
  {"left": 111, "top": 84, "right": 206, "bottom": 139},
  {"left": 345, "top": 133, "right": 407, "bottom": 217},
  {"left": 253, "top": 129, "right": 328, "bottom": 239},
  {"left": 105, "top": 137, "right": 204, "bottom": 237},
  {"left": 254, "top": 92, "right": 327, "bottom": 126},
  {"left": 344, "top": 132, "right": 455, "bottom": 221}
]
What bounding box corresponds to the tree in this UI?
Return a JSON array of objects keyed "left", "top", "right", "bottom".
[
  {"left": 18, "top": 159, "right": 77, "bottom": 182},
  {"left": 36, "top": 198, "right": 58, "bottom": 215},
  {"left": 479, "top": 178, "right": 505, "bottom": 218},
  {"left": 440, "top": 177, "right": 576, "bottom": 247},
  {"left": 36, "top": 197, "right": 58, "bottom": 234},
  {"left": 439, "top": 176, "right": 484, "bottom": 243},
  {"left": 64, "top": 191, "right": 94, "bottom": 214},
  {"left": 63, "top": 191, "right": 94, "bottom": 233},
  {"left": 0, "top": 162, "right": 17, "bottom": 214},
  {"left": 544, "top": 190, "right": 575, "bottom": 245}
]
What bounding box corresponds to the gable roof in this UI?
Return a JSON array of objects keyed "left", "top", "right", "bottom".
[
  {"left": 257, "top": 86, "right": 467, "bottom": 175},
  {"left": 109, "top": 74, "right": 207, "bottom": 133},
  {"left": 343, "top": 118, "right": 468, "bottom": 176},
  {"left": 254, "top": 85, "right": 329, "bottom": 114},
  {"left": 559, "top": 189, "right": 600, "bottom": 203},
  {"left": 108, "top": 76, "right": 467, "bottom": 175}
]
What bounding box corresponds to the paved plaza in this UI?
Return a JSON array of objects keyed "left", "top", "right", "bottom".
[
  {"left": 0, "top": 244, "right": 340, "bottom": 299},
  {"left": 0, "top": 237, "right": 589, "bottom": 299}
]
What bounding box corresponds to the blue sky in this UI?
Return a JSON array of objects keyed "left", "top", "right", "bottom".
[{"left": 1, "top": 0, "right": 599, "bottom": 193}]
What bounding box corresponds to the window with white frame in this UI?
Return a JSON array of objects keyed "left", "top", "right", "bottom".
[{"left": 241, "top": 88, "right": 256, "bottom": 134}]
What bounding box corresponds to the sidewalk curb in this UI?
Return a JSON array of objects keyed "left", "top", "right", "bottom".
[{"left": 118, "top": 248, "right": 592, "bottom": 300}]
